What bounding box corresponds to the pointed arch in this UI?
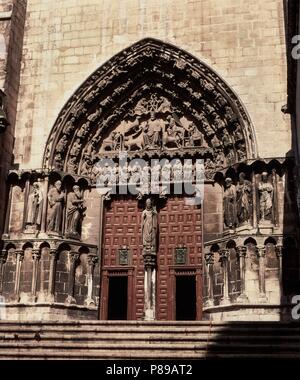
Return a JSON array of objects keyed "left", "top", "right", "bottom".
[{"left": 43, "top": 38, "right": 257, "bottom": 178}]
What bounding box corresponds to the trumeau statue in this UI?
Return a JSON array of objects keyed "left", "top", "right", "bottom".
[
  {"left": 258, "top": 172, "right": 274, "bottom": 222},
  {"left": 224, "top": 177, "right": 237, "bottom": 229},
  {"left": 141, "top": 198, "right": 158, "bottom": 254},
  {"left": 47, "top": 180, "right": 65, "bottom": 235},
  {"left": 25, "top": 182, "right": 43, "bottom": 229},
  {"left": 236, "top": 172, "right": 252, "bottom": 225},
  {"left": 66, "top": 185, "right": 86, "bottom": 240}
]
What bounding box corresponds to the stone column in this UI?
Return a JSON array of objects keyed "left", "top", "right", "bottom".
[
  {"left": 85, "top": 255, "right": 98, "bottom": 306},
  {"left": 47, "top": 248, "right": 58, "bottom": 302},
  {"left": 65, "top": 251, "right": 80, "bottom": 304},
  {"left": 3, "top": 183, "right": 13, "bottom": 238},
  {"left": 30, "top": 249, "right": 41, "bottom": 302},
  {"left": 143, "top": 254, "right": 156, "bottom": 321},
  {"left": 22, "top": 178, "right": 30, "bottom": 230},
  {"left": 40, "top": 175, "right": 49, "bottom": 236},
  {"left": 276, "top": 245, "right": 284, "bottom": 302},
  {"left": 204, "top": 251, "right": 214, "bottom": 307},
  {"left": 14, "top": 250, "right": 24, "bottom": 302},
  {"left": 219, "top": 249, "right": 230, "bottom": 305},
  {"left": 257, "top": 246, "right": 268, "bottom": 303},
  {"left": 0, "top": 250, "right": 7, "bottom": 295},
  {"left": 236, "top": 246, "right": 249, "bottom": 303}
]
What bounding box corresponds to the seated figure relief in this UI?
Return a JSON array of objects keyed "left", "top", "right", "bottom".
[{"left": 99, "top": 112, "right": 206, "bottom": 154}]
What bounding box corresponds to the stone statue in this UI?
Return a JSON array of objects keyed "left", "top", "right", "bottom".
[
  {"left": 66, "top": 186, "right": 86, "bottom": 239},
  {"left": 258, "top": 172, "right": 274, "bottom": 222},
  {"left": 47, "top": 180, "right": 65, "bottom": 235},
  {"left": 142, "top": 112, "right": 163, "bottom": 148},
  {"left": 223, "top": 178, "right": 237, "bottom": 228},
  {"left": 25, "top": 182, "right": 43, "bottom": 228},
  {"left": 141, "top": 198, "right": 158, "bottom": 254},
  {"left": 236, "top": 172, "right": 252, "bottom": 225}
]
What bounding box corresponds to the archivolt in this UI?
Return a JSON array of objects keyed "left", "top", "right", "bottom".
[{"left": 43, "top": 38, "right": 257, "bottom": 177}]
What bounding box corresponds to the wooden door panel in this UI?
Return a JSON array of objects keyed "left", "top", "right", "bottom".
[{"left": 101, "top": 196, "right": 202, "bottom": 321}]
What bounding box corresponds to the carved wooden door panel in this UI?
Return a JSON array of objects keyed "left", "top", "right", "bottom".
[
  {"left": 101, "top": 196, "right": 145, "bottom": 320},
  {"left": 157, "top": 196, "right": 202, "bottom": 320}
]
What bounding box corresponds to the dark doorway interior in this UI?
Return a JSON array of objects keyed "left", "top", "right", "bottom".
[
  {"left": 107, "top": 276, "right": 128, "bottom": 320},
  {"left": 176, "top": 275, "right": 196, "bottom": 320}
]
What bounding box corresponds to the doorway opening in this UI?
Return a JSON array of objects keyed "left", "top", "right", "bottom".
[
  {"left": 176, "top": 275, "right": 196, "bottom": 320},
  {"left": 107, "top": 276, "right": 128, "bottom": 320}
]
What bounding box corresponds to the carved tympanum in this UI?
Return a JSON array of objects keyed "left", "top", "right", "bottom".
[{"left": 43, "top": 39, "right": 256, "bottom": 180}]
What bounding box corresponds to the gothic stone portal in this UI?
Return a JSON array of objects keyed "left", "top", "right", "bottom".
[{"left": 100, "top": 196, "right": 202, "bottom": 321}]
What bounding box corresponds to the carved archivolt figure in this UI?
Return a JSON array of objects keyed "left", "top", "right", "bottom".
[
  {"left": 47, "top": 180, "right": 65, "bottom": 235},
  {"left": 224, "top": 178, "right": 237, "bottom": 228},
  {"left": 141, "top": 198, "right": 158, "bottom": 254},
  {"left": 258, "top": 172, "right": 274, "bottom": 222},
  {"left": 25, "top": 182, "right": 43, "bottom": 228},
  {"left": 66, "top": 186, "right": 85, "bottom": 239},
  {"left": 236, "top": 172, "right": 252, "bottom": 225}
]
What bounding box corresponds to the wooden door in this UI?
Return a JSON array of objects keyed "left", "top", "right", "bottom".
[{"left": 101, "top": 195, "right": 203, "bottom": 320}]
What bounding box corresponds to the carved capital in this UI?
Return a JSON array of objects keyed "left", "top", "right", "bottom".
[
  {"left": 15, "top": 250, "right": 24, "bottom": 262},
  {"left": 276, "top": 245, "right": 283, "bottom": 258},
  {"left": 69, "top": 251, "right": 80, "bottom": 264},
  {"left": 49, "top": 248, "right": 58, "bottom": 260},
  {"left": 32, "top": 249, "right": 41, "bottom": 261},
  {"left": 204, "top": 251, "right": 214, "bottom": 265},
  {"left": 87, "top": 255, "right": 98, "bottom": 267},
  {"left": 143, "top": 254, "right": 156, "bottom": 269},
  {"left": 219, "top": 249, "right": 229, "bottom": 262},
  {"left": 256, "top": 246, "right": 266, "bottom": 258},
  {"left": 0, "top": 250, "right": 7, "bottom": 264},
  {"left": 236, "top": 246, "right": 247, "bottom": 258}
]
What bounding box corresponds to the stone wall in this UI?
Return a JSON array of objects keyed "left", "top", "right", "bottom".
[
  {"left": 0, "top": 0, "right": 27, "bottom": 235},
  {"left": 13, "top": 0, "right": 290, "bottom": 171}
]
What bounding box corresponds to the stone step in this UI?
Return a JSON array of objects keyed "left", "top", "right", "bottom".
[
  {"left": 0, "top": 321, "right": 300, "bottom": 359},
  {"left": 0, "top": 341, "right": 300, "bottom": 353},
  {"left": 1, "top": 350, "right": 299, "bottom": 360},
  {"left": 1, "top": 332, "right": 300, "bottom": 342}
]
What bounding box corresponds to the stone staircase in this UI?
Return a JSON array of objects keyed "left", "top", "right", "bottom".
[{"left": 0, "top": 320, "right": 300, "bottom": 359}]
